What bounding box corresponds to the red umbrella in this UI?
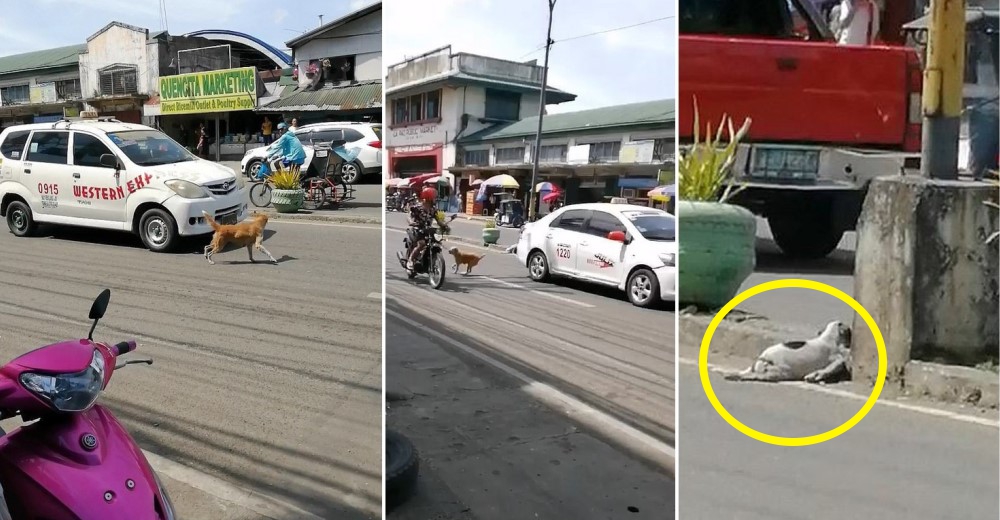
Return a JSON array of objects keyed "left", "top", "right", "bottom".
[
  {"left": 542, "top": 190, "right": 562, "bottom": 203},
  {"left": 407, "top": 173, "right": 438, "bottom": 187}
]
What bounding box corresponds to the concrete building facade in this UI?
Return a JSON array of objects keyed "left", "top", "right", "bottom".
[{"left": 384, "top": 45, "right": 576, "bottom": 186}]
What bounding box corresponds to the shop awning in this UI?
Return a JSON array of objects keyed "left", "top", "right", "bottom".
[{"left": 256, "top": 80, "right": 382, "bottom": 112}]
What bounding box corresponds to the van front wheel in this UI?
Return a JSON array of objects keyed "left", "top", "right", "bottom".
[
  {"left": 6, "top": 201, "right": 37, "bottom": 237},
  {"left": 139, "top": 208, "right": 179, "bottom": 252}
]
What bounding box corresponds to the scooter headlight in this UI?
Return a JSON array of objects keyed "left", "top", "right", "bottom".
[{"left": 20, "top": 350, "right": 105, "bottom": 412}]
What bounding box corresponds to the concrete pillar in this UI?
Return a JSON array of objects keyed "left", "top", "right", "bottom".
[{"left": 852, "top": 176, "right": 999, "bottom": 390}]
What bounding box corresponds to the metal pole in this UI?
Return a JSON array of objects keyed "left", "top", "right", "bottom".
[
  {"left": 528, "top": 0, "right": 556, "bottom": 222},
  {"left": 214, "top": 114, "right": 221, "bottom": 162},
  {"left": 919, "top": 0, "right": 966, "bottom": 179}
]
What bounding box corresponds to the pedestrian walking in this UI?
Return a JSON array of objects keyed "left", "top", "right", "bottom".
[
  {"left": 196, "top": 122, "right": 208, "bottom": 159},
  {"left": 289, "top": 118, "right": 299, "bottom": 132}
]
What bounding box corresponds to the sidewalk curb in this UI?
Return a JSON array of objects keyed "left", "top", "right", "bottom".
[
  {"left": 256, "top": 208, "right": 381, "bottom": 225},
  {"left": 385, "top": 225, "right": 513, "bottom": 252},
  {"left": 679, "top": 314, "right": 1000, "bottom": 409}
]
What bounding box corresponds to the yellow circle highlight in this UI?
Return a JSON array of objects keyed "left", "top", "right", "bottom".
[{"left": 699, "top": 278, "right": 886, "bottom": 447}]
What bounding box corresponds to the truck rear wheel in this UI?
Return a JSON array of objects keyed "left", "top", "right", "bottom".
[{"left": 768, "top": 214, "right": 843, "bottom": 260}]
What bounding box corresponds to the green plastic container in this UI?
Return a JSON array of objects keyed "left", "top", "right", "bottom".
[
  {"left": 482, "top": 227, "right": 500, "bottom": 246},
  {"left": 677, "top": 200, "right": 757, "bottom": 309},
  {"left": 271, "top": 188, "right": 304, "bottom": 213}
]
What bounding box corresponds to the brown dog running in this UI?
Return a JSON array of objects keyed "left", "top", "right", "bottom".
[
  {"left": 203, "top": 211, "right": 278, "bottom": 265},
  {"left": 448, "top": 246, "right": 485, "bottom": 275}
]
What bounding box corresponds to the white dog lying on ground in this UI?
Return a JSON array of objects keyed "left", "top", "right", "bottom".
[{"left": 724, "top": 321, "right": 852, "bottom": 383}]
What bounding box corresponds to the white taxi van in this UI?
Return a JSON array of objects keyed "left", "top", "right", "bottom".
[
  {"left": 515, "top": 202, "right": 676, "bottom": 308},
  {"left": 0, "top": 115, "right": 246, "bottom": 252}
]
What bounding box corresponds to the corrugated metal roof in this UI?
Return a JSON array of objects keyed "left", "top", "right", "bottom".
[
  {"left": 257, "top": 80, "right": 382, "bottom": 112},
  {"left": 0, "top": 44, "right": 87, "bottom": 76},
  {"left": 461, "top": 99, "right": 675, "bottom": 143}
]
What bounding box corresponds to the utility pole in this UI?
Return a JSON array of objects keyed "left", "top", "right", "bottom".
[
  {"left": 919, "top": 0, "right": 966, "bottom": 179},
  {"left": 528, "top": 0, "right": 556, "bottom": 222}
]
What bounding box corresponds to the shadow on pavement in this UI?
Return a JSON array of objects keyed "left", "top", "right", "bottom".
[
  {"left": 108, "top": 391, "right": 380, "bottom": 519},
  {"left": 752, "top": 237, "right": 855, "bottom": 277}
]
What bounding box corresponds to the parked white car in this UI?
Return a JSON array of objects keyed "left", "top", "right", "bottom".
[
  {"left": 515, "top": 203, "right": 676, "bottom": 308},
  {"left": 0, "top": 117, "right": 247, "bottom": 252},
  {"left": 239, "top": 121, "right": 381, "bottom": 184}
]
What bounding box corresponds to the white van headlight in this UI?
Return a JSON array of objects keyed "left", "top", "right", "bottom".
[
  {"left": 165, "top": 179, "right": 208, "bottom": 199},
  {"left": 659, "top": 253, "right": 676, "bottom": 267}
]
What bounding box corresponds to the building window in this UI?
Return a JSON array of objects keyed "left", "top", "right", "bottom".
[
  {"left": 484, "top": 89, "right": 520, "bottom": 121},
  {"left": 408, "top": 95, "right": 423, "bottom": 124},
  {"left": 653, "top": 138, "right": 674, "bottom": 163},
  {"left": 495, "top": 147, "right": 525, "bottom": 164},
  {"left": 56, "top": 79, "right": 82, "bottom": 100},
  {"left": 589, "top": 141, "right": 622, "bottom": 163},
  {"left": 390, "top": 89, "right": 444, "bottom": 125},
  {"left": 99, "top": 64, "right": 139, "bottom": 97},
  {"left": 0, "top": 85, "right": 30, "bottom": 105},
  {"left": 323, "top": 55, "right": 356, "bottom": 82},
  {"left": 537, "top": 145, "right": 567, "bottom": 163},
  {"left": 393, "top": 98, "right": 407, "bottom": 125},
  {"left": 426, "top": 90, "right": 441, "bottom": 119},
  {"left": 464, "top": 149, "right": 489, "bottom": 166}
]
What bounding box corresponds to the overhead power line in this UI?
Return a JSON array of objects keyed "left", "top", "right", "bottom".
[{"left": 517, "top": 15, "right": 674, "bottom": 60}]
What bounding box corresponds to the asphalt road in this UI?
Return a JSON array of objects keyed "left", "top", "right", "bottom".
[
  {"left": 677, "top": 356, "right": 1000, "bottom": 520},
  {"left": 218, "top": 160, "right": 383, "bottom": 221},
  {"left": 733, "top": 217, "right": 857, "bottom": 334},
  {"left": 385, "top": 231, "right": 676, "bottom": 518},
  {"left": 0, "top": 216, "right": 381, "bottom": 518}
]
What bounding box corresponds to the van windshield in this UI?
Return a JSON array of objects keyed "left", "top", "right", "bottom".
[{"left": 107, "top": 130, "right": 196, "bottom": 167}]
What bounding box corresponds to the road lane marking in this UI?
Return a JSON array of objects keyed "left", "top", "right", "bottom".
[
  {"left": 269, "top": 219, "right": 379, "bottom": 230},
  {"left": 678, "top": 357, "right": 999, "bottom": 429},
  {"left": 144, "top": 450, "right": 326, "bottom": 520},
  {"left": 388, "top": 306, "right": 675, "bottom": 474},
  {"left": 483, "top": 276, "right": 596, "bottom": 308},
  {"left": 385, "top": 227, "right": 595, "bottom": 308},
  {"left": 389, "top": 282, "right": 664, "bottom": 382},
  {"left": 367, "top": 292, "right": 381, "bottom": 300}
]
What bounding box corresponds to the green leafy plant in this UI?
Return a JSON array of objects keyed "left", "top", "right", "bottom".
[
  {"left": 270, "top": 165, "right": 302, "bottom": 190},
  {"left": 678, "top": 96, "right": 752, "bottom": 203},
  {"left": 483, "top": 219, "right": 496, "bottom": 229}
]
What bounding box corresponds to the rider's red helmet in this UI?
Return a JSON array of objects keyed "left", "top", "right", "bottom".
[{"left": 420, "top": 187, "right": 437, "bottom": 202}]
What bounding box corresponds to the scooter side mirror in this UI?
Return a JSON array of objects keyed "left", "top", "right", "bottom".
[
  {"left": 89, "top": 289, "right": 111, "bottom": 320},
  {"left": 88, "top": 289, "right": 111, "bottom": 341}
]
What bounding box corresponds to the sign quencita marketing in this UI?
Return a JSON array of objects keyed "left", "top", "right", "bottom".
[{"left": 158, "top": 66, "right": 258, "bottom": 115}]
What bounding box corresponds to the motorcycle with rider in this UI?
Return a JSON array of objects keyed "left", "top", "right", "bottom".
[{"left": 396, "top": 187, "right": 456, "bottom": 289}]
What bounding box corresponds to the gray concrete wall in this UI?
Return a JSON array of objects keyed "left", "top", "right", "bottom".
[{"left": 853, "top": 176, "right": 999, "bottom": 389}]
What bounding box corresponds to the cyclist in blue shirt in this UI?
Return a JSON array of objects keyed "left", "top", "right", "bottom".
[{"left": 261, "top": 122, "right": 305, "bottom": 178}]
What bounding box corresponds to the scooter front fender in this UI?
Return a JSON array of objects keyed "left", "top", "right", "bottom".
[{"left": 0, "top": 406, "right": 167, "bottom": 519}]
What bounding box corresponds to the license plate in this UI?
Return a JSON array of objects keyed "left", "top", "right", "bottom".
[
  {"left": 750, "top": 148, "right": 820, "bottom": 180},
  {"left": 219, "top": 213, "right": 238, "bottom": 225},
  {"left": 316, "top": 150, "right": 328, "bottom": 158}
]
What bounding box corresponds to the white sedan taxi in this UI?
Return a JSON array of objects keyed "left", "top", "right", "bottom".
[{"left": 515, "top": 203, "right": 676, "bottom": 308}]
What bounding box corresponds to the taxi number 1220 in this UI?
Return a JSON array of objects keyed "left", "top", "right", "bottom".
[{"left": 556, "top": 245, "right": 571, "bottom": 259}]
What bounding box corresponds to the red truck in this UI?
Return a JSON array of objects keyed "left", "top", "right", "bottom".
[{"left": 679, "top": 0, "right": 924, "bottom": 259}]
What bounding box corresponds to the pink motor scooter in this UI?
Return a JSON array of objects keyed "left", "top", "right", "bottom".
[{"left": 0, "top": 289, "right": 176, "bottom": 519}]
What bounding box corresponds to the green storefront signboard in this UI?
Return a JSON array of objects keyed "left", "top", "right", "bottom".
[{"left": 159, "top": 67, "right": 258, "bottom": 115}]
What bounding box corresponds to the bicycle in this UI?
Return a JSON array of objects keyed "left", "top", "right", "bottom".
[{"left": 248, "top": 158, "right": 304, "bottom": 208}]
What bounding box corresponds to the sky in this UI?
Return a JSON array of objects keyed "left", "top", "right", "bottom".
[
  {"left": 0, "top": 0, "right": 372, "bottom": 57},
  {"left": 383, "top": 0, "right": 676, "bottom": 113},
  {"left": 0, "top": 0, "right": 675, "bottom": 113}
]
